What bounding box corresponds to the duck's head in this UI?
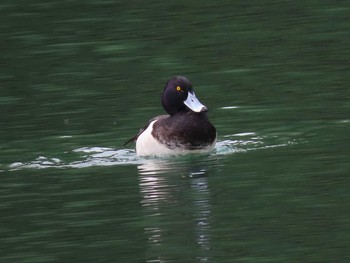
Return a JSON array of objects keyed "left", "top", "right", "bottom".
[{"left": 162, "top": 76, "right": 208, "bottom": 116}]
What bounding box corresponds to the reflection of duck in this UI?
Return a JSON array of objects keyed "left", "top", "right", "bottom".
[
  {"left": 124, "top": 76, "right": 216, "bottom": 156},
  {"left": 137, "top": 159, "right": 174, "bottom": 176},
  {"left": 137, "top": 160, "right": 211, "bottom": 260}
]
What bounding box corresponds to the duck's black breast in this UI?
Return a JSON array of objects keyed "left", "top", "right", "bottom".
[{"left": 152, "top": 111, "right": 216, "bottom": 150}]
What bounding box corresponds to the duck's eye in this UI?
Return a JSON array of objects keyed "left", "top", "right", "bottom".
[{"left": 176, "top": 86, "right": 182, "bottom": 91}]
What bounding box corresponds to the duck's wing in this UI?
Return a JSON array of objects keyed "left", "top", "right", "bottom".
[{"left": 123, "top": 116, "right": 164, "bottom": 147}]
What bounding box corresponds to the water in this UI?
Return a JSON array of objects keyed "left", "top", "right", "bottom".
[{"left": 1, "top": 1, "right": 350, "bottom": 262}]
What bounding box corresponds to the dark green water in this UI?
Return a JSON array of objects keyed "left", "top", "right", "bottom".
[{"left": 1, "top": 1, "right": 349, "bottom": 262}]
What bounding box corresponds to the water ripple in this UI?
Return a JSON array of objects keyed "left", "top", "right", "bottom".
[
  {"left": 9, "top": 148, "right": 141, "bottom": 170},
  {"left": 7, "top": 132, "right": 299, "bottom": 171}
]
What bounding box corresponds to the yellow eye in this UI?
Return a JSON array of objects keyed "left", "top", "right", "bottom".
[{"left": 176, "top": 86, "right": 181, "bottom": 91}]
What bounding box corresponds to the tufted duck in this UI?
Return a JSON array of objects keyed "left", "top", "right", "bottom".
[{"left": 124, "top": 76, "right": 216, "bottom": 156}]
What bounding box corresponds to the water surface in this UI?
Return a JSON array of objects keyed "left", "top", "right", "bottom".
[{"left": 1, "top": 1, "right": 349, "bottom": 262}]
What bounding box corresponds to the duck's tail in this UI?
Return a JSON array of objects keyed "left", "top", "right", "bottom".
[{"left": 123, "top": 135, "right": 138, "bottom": 147}]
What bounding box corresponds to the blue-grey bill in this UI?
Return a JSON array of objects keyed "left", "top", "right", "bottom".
[{"left": 184, "top": 92, "right": 208, "bottom": 112}]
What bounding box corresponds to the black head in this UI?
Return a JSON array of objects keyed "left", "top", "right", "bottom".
[{"left": 161, "top": 76, "right": 208, "bottom": 116}]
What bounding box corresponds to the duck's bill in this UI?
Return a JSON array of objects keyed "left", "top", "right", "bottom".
[{"left": 184, "top": 92, "right": 208, "bottom": 112}]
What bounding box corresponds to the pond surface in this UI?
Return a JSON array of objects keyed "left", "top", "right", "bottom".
[{"left": 1, "top": 1, "right": 349, "bottom": 262}]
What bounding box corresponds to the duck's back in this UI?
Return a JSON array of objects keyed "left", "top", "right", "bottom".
[
  {"left": 152, "top": 111, "right": 216, "bottom": 151},
  {"left": 136, "top": 112, "right": 216, "bottom": 156}
]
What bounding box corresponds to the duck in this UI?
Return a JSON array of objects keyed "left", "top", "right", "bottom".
[{"left": 124, "top": 76, "right": 216, "bottom": 156}]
